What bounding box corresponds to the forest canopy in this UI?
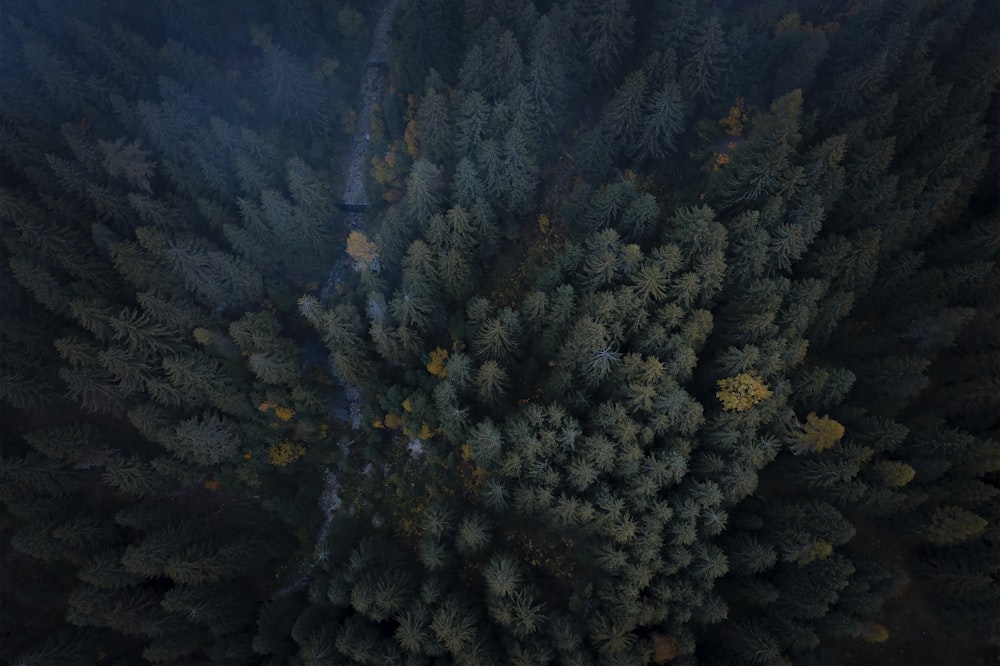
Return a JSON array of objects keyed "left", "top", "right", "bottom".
[{"left": 1, "top": 0, "right": 997, "bottom": 664}]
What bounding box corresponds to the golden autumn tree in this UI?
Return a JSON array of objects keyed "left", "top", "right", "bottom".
[
  {"left": 346, "top": 230, "right": 379, "bottom": 270},
  {"left": 785, "top": 412, "right": 845, "bottom": 454},
  {"left": 873, "top": 460, "right": 916, "bottom": 488},
  {"left": 716, "top": 371, "right": 772, "bottom": 412},
  {"left": 718, "top": 97, "right": 750, "bottom": 136},
  {"left": 426, "top": 347, "right": 448, "bottom": 378},
  {"left": 862, "top": 622, "right": 889, "bottom": 643}
]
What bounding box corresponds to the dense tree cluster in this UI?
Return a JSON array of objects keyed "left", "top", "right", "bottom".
[{"left": 1, "top": 0, "right": 997, "bottom": 664}]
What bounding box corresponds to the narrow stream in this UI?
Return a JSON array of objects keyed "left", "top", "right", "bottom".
[{"left": 274, "top": 0, "right": 400, "bottom": 599}]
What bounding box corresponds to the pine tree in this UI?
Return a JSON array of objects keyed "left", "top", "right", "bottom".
[
  {"left": 577, "top": 0, "right": 635, "bottom": 82},
  {"left": 99, "top": 137, "right": 156, "bottom": 193},
  {"left": 922, "top": 506, "right": 988, "bottom": 545},
  {"left": 156, "top": 234, "right": 264, "bottom": 306},
  {"left": 417, "top": 86, "right": 451, "bottom": 162},
  {"left": 724, "top": 532, "right": 777, "bottom": 575},
  {"left": 619, "top": 192, "right": 660, "bottom": 243},
  {"left": 637, "top": 84, "right": 686, "bottom": 162},
  {"left": 484, "top": 28, "right": 523, "bottom": 100},
  {"left": 455, "top": 514, "right": 491, "bottom": 554},
  {"left": 164, "top": 541, "right": 255, "bottom": 584},
  {"left": 10, "top": 523, "right": 66, "bottom": 562},
  {"left": 78, "top": 549, "right": 142, "bottom": 590},
  {"left": 430, "top": 598, "right": 477, "bottom": 656},
  {"left": 474, "top": 308, "right": 520, "bottom": 363},
  {"left": 121, "top": 525, "right": 188, "bottom": 578},
  {"left": 681, "top": 15, "right": 729, "bottom": 102},
  {"left": 501, "top": 126, "right": 539, "bottom": 215},
  {"left": 404, "top": 159, "right": 443, "bottom": 223},
  {"left": 164, "top": 412, "right": 241, "bottom": 466},
  {"left": 8, "top": 628, "right": 100, "bottom": 666},
  {"left": 455, "top": 93, "right": 491, "bottom": 159},
  {"left": 260, "top": 45, "right": 329, "bottom": 132},
  {"left": 589, "top": 612, "right": 638, "bottom": 656},
  {"left": 721, "top": 89, "right": 803, "bottom": 204},
  {"left": 394, "top": 609, "right": 430, "bottom": 654},
  {"left": 7, "top": 257, "right": 72, "bottom": 315},
  {"left": 604, "top": 70, "right": 648, "bottom": 149}
]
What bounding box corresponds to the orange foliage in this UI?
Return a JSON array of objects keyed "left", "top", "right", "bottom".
[
  {"left": 259, "top": 401, "right": 294, "bottom": 422},
  {"left": 427, "top": 347, "right": 449, "bottom": 378},
  {"left": 719, "top": 97, "right": 750, "bottom": 136},
  {"left": 372, "top": 146, "right": 399, "bottom": 185},
  {"left": 203, "top": 477, "right": 220, "bottom": 491},
  {"left": 346, "top": 230, "right": 379, "bottom": 266},
  {"left": 404, "top": 119, "right": 419, "bottom": 158},
  {"left": 403, "top": 94, "right": 419, "bottom": 157}
]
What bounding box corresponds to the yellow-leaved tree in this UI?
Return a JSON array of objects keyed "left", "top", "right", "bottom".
[
  {"left": 785, "top": 412, "right": 845, "bottom": 454},
  {"left": 346, "top": 231, "right": 379, "bottom": 270},
  {"left": 716, "top": 372, "right": 772, "bottom": 412},
  {"left": 426, "top": 347, "right": 448, "bottom": 378}
]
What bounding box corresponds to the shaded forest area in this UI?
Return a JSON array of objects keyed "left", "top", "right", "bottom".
[{"left": 1, "top": 0, "right": 998, "bottom": 664}]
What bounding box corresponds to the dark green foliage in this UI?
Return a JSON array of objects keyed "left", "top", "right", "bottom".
[
  {"left": 8, "top": 628, "right": 101, "bottom": 666},
  {"left": 416, "top": 85, "right": 451, "bottom": 163},
  {"left": 260, "top": 45, "right": 330, "bottom": 133},
  {"left": 681, "top": 15, "right": 729, "bottom": 102},
  {"left": 2, "top": 0, "right": 997, "bottom": 663},
  {"left": 577, "top": 0, "right": 635, "bottom": 82}
]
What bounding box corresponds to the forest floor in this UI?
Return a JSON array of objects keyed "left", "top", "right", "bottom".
[
  {"left": 755, "top": 462, "right": 995, "bottom": 665},
  {"left": 816, "top": 511, "right": 996, "bottom": 665}
]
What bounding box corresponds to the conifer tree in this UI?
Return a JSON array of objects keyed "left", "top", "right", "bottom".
[
  {"left": 577, "top": 0, "right": 635, "bottom": 82},
  {"left": 637, "top": 84, "right": 686, "bottom": 163},
  {"left": 404, "top": 158, "right": 443, "bottom": 223},
  {"left": 416, "top": 85, "right": 451, "bottom": 163},
  {"left": 681, "top": 15, "right": 729, "bottom": 102}
]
